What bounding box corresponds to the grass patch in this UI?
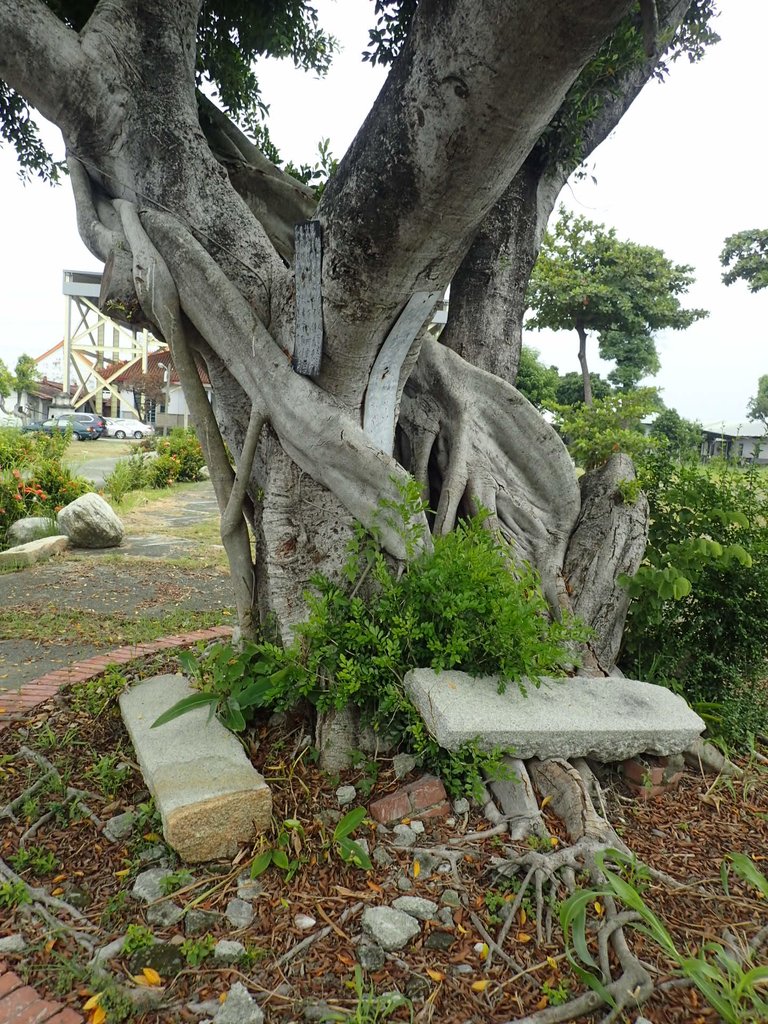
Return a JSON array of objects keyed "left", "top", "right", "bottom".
[
  {"left": 0, "top": 607, "right": 231, "bottom": 645},
  {"left": 62, "top": 439, "right": 134, "bottom": 467}
]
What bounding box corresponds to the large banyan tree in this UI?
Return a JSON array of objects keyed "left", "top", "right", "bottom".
[{"left": 0, "top": 0, "right": 716, "bottom": 661}]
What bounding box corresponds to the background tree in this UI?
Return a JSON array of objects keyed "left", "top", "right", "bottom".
[
  {"left": 556, "top": 370, "right": 613, "bottom": 407},
  {"left": 12, "top": 354, "right": 41, "bottom": 412},
  {"left": 514, "top": 346, "right": 559, "bottom": 411},
  {"left": 721, "top": 228, "right": 768, "bottom": 293},
  {"left": 746, "top": 374, "right": 768, "bottom": 431},
  {"left": 526, "top": 208, "right": 707, "bottom": 404},
  {"left": 649, "top": 406, "right": 702, "bottom": 457},
  {"left": 0, "top": 358, "right": 13, "bottom": 413}
]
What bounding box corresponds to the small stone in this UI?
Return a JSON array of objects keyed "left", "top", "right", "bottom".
[
  {"left": 316, "top": 808, "right": 342, "bottom": 827},
  {"left": 437, "top": 907, "right": 454, "bottom": 927},
  {"left": 104, "top": 811, "right": 136, "bottom": 842},
  {"left": 356, "top": 942, "right": 386, "bottom": 971},
  {"left": 452, "top": 798, "right": 470, "bottom": 816},
  {"left": 424, "top": 931, "right": 455, "bottom": 952},
  {"left": 146, "top": 901, "right": 185, "bottom": 928},
  {"left": 131, "top": 867, "right": 175, "bottom": 904},
  {"left": 236, "top": 874, "right": 263, "bottom": 902},
  {"left": 409, "top": 819, "right": 425, "bottom": 834},
  {"left": 404, "top": 975, "right": 431, "bottom": 1001},
  {"left": 302, "top": 1001, "right": 336, "bottom": 1021},
  {"left": 62, "top": 885, "right": 92, "bottom": 909},
  {"left": 138, "top": 844, "right": 172, "bottom": 866},
  {"left": 412, "top": 851, "right": 440, "bottom": 877},
  {"left": 127, "top": 942, "right": 186, "bottom": 978},
  {"left": 437, "top": 863, "right": 452, "bottom": 874},
  {"left": 361, "top": 907, "right": 421, "bottom": 951},
  {"left": 392, "top": 824, "right": 417, "bottom": 848},
  {"left": 185, "top": 909, "right": 221, "bottom": 936},
  {"left": 0, "top": 934, "right": 26, "bottom": 953},
  {"left": 294, "top": 914, "right": 316, "bottom": 930},
  {"left": 354, "top": 837, "right": 370, "bottom": 857},
  {"left": 124, "top": 986, "right": 166, "bottom": 1011},
  {"left": 336, "top": 785, "right": 357, "bottom": 807},
  {"left": 392, "top": 753, "right": 417, "bottom": 779},
  {"left": 187, "top": 1000, "right": 222, "bottom": 1017},
  {"left": 212, "top": 982, "right": 264, "bottom": 1024},
  {"left": 396, "top": 875, "right": 413, "bottom": 892},
  {"left": 440, "top": 889, "right": 461, "bottom": 908},
  {"left": 392, "top": 896, "right": 438, "bottom": 921},
  {"left": 445, "top": 817, "right": 456, "bottom": 827},
  {"left": 373, "top": 846, "right": 393, "bottom": 868},
  {"left": 214, "top": 940, "right": 247, "bottom": 964},
  {"left": 226, "top": 898, "right": 255, "bottom": 929},
  {"left": 449, "top": 963, "right": 473, "bottom": 975}
]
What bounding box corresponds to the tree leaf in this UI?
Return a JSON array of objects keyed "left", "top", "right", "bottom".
[{"left": 151, "top": 692, "right": 219, "bottom": 728}]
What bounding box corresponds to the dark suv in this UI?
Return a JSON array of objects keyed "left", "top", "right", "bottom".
[{"left": 56, "top": 412, "right": 107, "bottom": 438}]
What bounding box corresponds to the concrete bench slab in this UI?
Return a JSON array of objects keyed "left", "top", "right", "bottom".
[
  {"left": 120, "top": 674, "right": 271, "bottom": 862},
  {"left": 0, "top": 535, "right": 69, "bottom": 568},
  {"left": 403, "top": 669, "right": 704, "bottom": 763}
]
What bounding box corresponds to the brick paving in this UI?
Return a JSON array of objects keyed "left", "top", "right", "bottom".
[
  {"left": 0, "top": 962, "right": 83, "bottom": 1024},
  {"left": 0, "top": 625, "right": 232, "bottom": 734}
]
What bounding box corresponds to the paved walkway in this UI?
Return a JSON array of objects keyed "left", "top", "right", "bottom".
[{"left": 0, "top": 962, "right": 83, "bottom": 1024}]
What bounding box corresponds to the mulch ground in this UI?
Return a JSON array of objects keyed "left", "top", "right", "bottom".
[{"left": 0, "top": 655, "right": 766, "bottom": 1024}]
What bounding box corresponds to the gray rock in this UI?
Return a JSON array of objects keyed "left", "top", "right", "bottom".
[
  {"left": 62, "top": 885, "right": 92, "bottom": 909},
  {"left": 131, "top": 867, "right": 175, "bottom": 904},
  {"left": 336, "top": 785, "right": 357, "bottom": 807},
  {"left": 212, "top": 982, "right": 264, "bottom": 1024},
  {"left": 391, "top": 824, "right": 417, "bottom": 848},
  {"left": 185, "top": 908, "right": 221, "bottom": 936},
  {"left": 124, "top": 985, "right": 166, "bottom": 1011},
  {"left": 0, "top": 534, "right": 69, "bottom": 567},
  {"left": 409, "top": 820, "right": 425, "bottom": 834},
  {"left": 302, "top": 1001, "right": 336, "bottom": 1022},
  {"left": 372, "top": 846, "right": 393, "bottom": 868},
  {"left": 127, "top": 942, "right": 186, "bottom": 977},
  {"left": 437, "top": 907, "right": 454, "bottom": 927},
  {"left": 57, "top": 492, "right": 124, "bottom": 548},
  {"left": 392, "top": 896, "right": 438, "bottom": 921},
  {"left": 187, "top": 1000, "right": 223, "bottom": 1017},
  {"left": 138, "top": 844, "right": 171, "bottom": 866},
  {"left": 396, "top": 875, "right": 413, "bottom": 892},
  {"left": 315, "top": 808, "right": 342, "bottom": 828},
  {"left": 356, "top": 942, "right": 386, "bottom": 971},
  {"left": 6, "top": 517, "right": 55, "bottom": 547},
  {"left": 392, "top": 753, "right": 417, "bottom": 779},
  {"left": 236, "top": 875, "right": 263, "bottom": 902},
  {"left": 424, "top": 931, "right": 455, "bottom": 952},
  {"left": 361, "top": 907, "right": 421, "bottom": 951},
  {"left": 410, "top": 851, "right": 440, "bottom": 877},
  {"left": 405, "top": 975, "right": 431, "bottom": 1001},
  {"left": 226, "top": 898, "right": 254, "bottom": 929},
  {"left": 90, "top": 936, "right": 128, "bottom": 967},
  {"left": 404, "top": 668, "right": 705, "bottom": 762},
  {"left": 452, "top": 798, "right": 470, "bottom": 816},
  {"left": 146, "top": 901, "right": 185, "bottom": 928},
  {"left": 104, "top": 811, "right": 136, "bottom": 842},
  {"left": 0, "top": 933, "right": 26, "bottom": 953},
  {"left": 214, "top": 939, "right": 246, "bottom": 964},
  {"left": 440, "top": 889, "right": 461, "bottom": 908}
]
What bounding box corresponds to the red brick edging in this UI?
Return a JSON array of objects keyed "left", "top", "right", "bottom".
[
  {"left": 0, "top": 961, "right": 84, "bottom": 1023},
  {"left": 0, "top": 626, "right": 233, "bottom": 733}
]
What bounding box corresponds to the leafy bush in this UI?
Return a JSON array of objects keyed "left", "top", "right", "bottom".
[
  {"left": 158, "top": 483, "right": 588, "bottom": 794},
  {"left": 0, "top": 426, "right": 68, "bottom": 470},
  {"left": 620, "top": 453, "right": 768, "bottom": 745},
  {"left": 147, "top": 428, "right": 205, "bottom": 486},
  {"left": 104, "top": 449, "right": 149, "bottom": 502},
  {"left": 555, "top": 388, "right": 659, "bottom": 470}
]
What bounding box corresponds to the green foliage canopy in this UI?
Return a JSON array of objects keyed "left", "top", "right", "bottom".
[
  {"left": 649, "top": 407, "right": 702, "bottom": 457},
  {"left": 720, "top": 228, "right": 768, "bottom": 293},
  {"left": 526, "top": 208, "right": 707, "bottom": 399},
  {"left": 515, "top": 347, "right": 560, "bottom": 410},
  {"left": 746, "top": 374, "right": 768, "bottom": 430}
]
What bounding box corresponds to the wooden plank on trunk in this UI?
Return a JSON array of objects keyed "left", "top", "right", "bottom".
[
  {"left": 293, "top": 221, "right": 323, "bottom": 376},
  {"left": 363, "top": 290, "right": 442, "bottom": 453}
]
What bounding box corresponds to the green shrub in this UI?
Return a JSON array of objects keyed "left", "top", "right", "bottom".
[
  {"left": 555, "top": 388, "right": 660, "bottom": 470},
  {"left": 104, "top": 450, "right": 149, "bottom": 502},
  {"left": 32, "top": 459, "right": 91, "bottom": 510},
  {"left": 620, "top": 453, "right": 768, "bottom": 746},
  {"left": 150, "top": 428, "right": 205, "bottom": 484},
  {"left": 0, "top": 427, "right": 69, "bottom": 470}
]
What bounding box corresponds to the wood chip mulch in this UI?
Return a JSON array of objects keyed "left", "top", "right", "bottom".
[{"left": 0, "top": 658, "right": 766, "bottom": 1024}]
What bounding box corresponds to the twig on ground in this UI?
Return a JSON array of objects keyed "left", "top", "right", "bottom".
[{"left": 276, "top": 901, "right": 364, "bottom": 967}]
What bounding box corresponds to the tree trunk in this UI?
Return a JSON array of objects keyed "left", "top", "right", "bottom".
[{"left": 576, "top": 321, "right": 594, "bottom": 406}]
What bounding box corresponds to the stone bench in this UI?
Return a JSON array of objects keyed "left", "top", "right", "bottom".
[
  {"left": 120, "top": 674, "right": 271, "bottom": 862},
  {"left": 404, "top": 669, "right": 704, "bottom": 762}
]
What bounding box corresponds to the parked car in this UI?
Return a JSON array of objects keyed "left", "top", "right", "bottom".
[
  {"left": 30, "top": 417, "right": 102, "bottom": 440},
  {"left": 103, "top": 418, "right": 155, "bottom": 439},
  {"left": 56, "top": 412, "right": 107, "bottom": 437},
  {"left": 21, "top": 420, "right": 48, "bottom": 433}
]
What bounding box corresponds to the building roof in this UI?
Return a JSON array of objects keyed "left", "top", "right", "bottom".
[
  {"left": 105, "top": 350, "right": 211, "bottom": 387},
  {"left": 701, "top": 421, "right": 766, "bottom": 439}
]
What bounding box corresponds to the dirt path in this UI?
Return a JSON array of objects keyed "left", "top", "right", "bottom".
[{"left": 0, "top": 482, "right": 234, "bottom": 691}]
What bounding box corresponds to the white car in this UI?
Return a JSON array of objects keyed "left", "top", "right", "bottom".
[{"left": 104, "top": 418, "right": 156, "bottom": 439}]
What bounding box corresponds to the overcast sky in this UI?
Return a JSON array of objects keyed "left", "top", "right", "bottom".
[{"left": 0, "top": 0, "right": 766, "bottom": 426}]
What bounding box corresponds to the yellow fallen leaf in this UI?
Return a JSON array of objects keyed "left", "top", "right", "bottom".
[
  {"left": 535, "top": 995, "right": 549, "bottom": 1010},
  {"left": 550, "top": 836, "right": 559, "bottom": 847},
  {"left": 82, "top": 993, "right": 102, "bottom": 1011},
  {"left": 142, "top": 967, "right": 162, "bottom": 986},
  {"left": 413, "top": 860, "right": 421, "bottom": 878},
  {"left": 44, "top": 938, "right": 57, "bottom": 954},
  {"left": 427, "top": 969, "right": 445, "bottom": 982},
  {"left": 114, "top": 868, "right": 130, "bottom": 879},
  {"left": 51, "top": 887, "right": 64, "bottom": 896},
  {"left": 594, "top": 901, "right": 604, "bottom": 917},
  {"left": 471, "top": 979, "right": 491, "bottom": 993},
  {"left": 91, "top": 1006, "right": 106, "bottom": 1024},
  {"left": 52, "top": 873, "right": 67, "bottom": 884},
  {"left": 519, "top": 908, "right": 527, "bottom": 926},
  {"left": 546, "top": 956, "right": 558, "bottom": 970},
  {"left": 143, "top": 832, "right": 161, "bottom": 842},
  {"left": 456, "top": 923, "right": 467, "bottom": 935},
  {"left": 219, "top": 992, "right": 228, "bottom": 1003},
  {"left": 477, "top": 943, "right": 489, "bottom": 960},
  {"left": 132, "top": 975, "right": 150, "bottom": 986},
  {"left": 516, "top": 932, "right": 532, "bottom": 943},
  {"left": 540, "top": 795, "right": 552, "bottom": 809}
]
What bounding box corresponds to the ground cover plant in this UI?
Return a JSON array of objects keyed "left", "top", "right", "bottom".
[
  {"left": 104, "top": 429, "right": 207, "bottom": 503},
  {"left": 0, "top": 657, "right": 766, "bottom": 1024}
]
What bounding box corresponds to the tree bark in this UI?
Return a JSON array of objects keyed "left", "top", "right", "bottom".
[{"left": 576, "top": 321, "right": 594, "bottom": 405}]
